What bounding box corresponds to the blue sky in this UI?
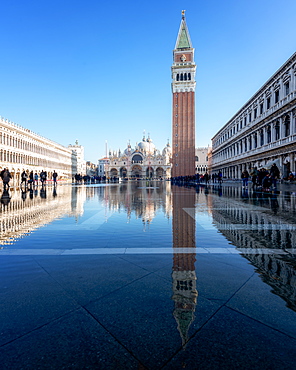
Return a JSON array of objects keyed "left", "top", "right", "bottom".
[{"left": 0, "top": 0, "right": 296, "bottom": 162}]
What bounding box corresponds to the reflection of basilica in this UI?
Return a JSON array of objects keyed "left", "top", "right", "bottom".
[
  {"left": 96, "top": 181, "right": 172, "bottom": 225},
  {"left": 210, "top": 186, "right": 296, "bottom": 311},
  {"left": 0, "top": 186, "right": 86, "bottom": 245},
  {"left": 107, "top": 134, "right": 172, "bottom": 180},
  {"left": 171, "top": 185, "right": 198, "bottom": 345}
]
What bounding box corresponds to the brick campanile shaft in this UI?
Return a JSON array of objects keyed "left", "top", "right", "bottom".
[{"left": 171, "top": 11, "right": 196, "bottom": 178}]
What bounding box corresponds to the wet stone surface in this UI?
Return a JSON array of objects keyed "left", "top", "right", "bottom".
[{"left": 0, "top": 181, "right": 296, "bottom": 369}]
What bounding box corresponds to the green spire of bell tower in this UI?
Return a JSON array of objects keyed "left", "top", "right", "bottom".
[{"left": 175, "top": 10, "right": 192, "bottom": 50}]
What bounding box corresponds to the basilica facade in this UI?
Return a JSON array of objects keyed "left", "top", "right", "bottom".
[{"left": 105, "top": 135, "right": 172, "bottom": 180}]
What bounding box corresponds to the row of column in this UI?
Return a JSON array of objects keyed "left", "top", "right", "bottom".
[
  {"left": 215, "top": 111, "right": 295, "bottom": 162},
  {"left": 218, "top": 152, "right": 295, "bottom": 179}
]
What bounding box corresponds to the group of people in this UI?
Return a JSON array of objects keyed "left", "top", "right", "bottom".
[
  {"left": 21, "top": 170, "right": 58, "bottom": 188},
  {"left": 242, "top": 163, "right": 280, "bottom": 191},
  {"left": 74, "top": 174, "right": 113, "bottom": 184},
  {"left": 171, "top": 171, "right": 223, "bottom": 185},
  {"left": 0, "top": 169, "right": 58, "bottom": 190}
]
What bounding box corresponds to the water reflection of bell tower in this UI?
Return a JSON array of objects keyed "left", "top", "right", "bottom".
[
  {"left": 171, "top": 10, "right": 196, "bottom": 178},
  {"left": 172, "top": 185, "right": 197, "bottom": 345}
]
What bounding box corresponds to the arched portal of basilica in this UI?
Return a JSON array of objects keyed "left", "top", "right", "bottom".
[{"left": 131, "top": 165, "right": 142, "bottom": 178}]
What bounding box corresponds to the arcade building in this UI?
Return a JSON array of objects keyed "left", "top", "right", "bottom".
[{"left": 211, "top": 52, "right": 296, "bottom": 179}]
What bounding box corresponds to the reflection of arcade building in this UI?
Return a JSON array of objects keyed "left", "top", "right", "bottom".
[
  {"left": 107, "top": 135, "right": 172, "bottom": 180},
  {"left": 0, "top": 186, "right": 85, "bottom": 245},
  {"left": 211, "top": 191, "right": 296, "bottom": 311}
]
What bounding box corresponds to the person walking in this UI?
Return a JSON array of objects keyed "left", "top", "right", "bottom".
[
  {"left": 262, "top": 173, "right": 272, "bottom": 191},
  {"left": 40, "top": 170, "right": 47, "bottom": 185},
  {"left": 241, "top": 169, "right": 249, "bottom": 188},
  {"left": 28, "top": 171, "right": 34, "bottom": 188},
  {"left": 21, "top": 170, "right": 28, "bottom": 188},
  {"left": 0, "top": 168, "right": 12, "bottom": 190},
  {"left": 34, "top": 172, "right": 39, "bottom": 186},
  {"left": 270, "top": 163, "right": 280, "bottom": 189},
  {"left": 218, "top": 171, "right": 223, "bottom": 185},
  {"left": 52, "top": 170, "right": 58, "bottom": 186},
  {"left": 250, "top": 167, "right": 258, "bottom": 190}
]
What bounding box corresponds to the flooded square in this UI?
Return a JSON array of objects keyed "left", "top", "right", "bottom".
[{"left": 0, "top": 181, "right": 296, "bottom": 369}]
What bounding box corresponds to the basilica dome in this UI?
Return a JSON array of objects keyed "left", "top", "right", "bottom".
[
  {"left": 123, "top": 143, "right": 133, "bottom": 156},
  {"left": 138, "top": 136, "right": 156, "bottom": 155},
  {"left": 162, "top": 142, "right": 172, "bottom": 156}
]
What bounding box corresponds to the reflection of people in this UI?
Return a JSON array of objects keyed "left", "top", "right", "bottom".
[
  {"left": 0, "top": 168, "right": 12, "bottom": 190},
  {"left": 40, "top": 186, "right": 46, "bottom": 199},
  {"left": 1, "top": 189, "right": 11, "bottom": 206},
  {"left": 270, "top": 193, "right": 279, "bottom": 214},
  {"left": 241, "top": 187, "right": 249, "bottom": 198},
  {"left": 21, "top": 190, "right": 27, "bottom": 201}
]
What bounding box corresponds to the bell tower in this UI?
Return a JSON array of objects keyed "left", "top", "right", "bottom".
[{"left": 171, "top": 11, "right": 196, "bottom": 177}]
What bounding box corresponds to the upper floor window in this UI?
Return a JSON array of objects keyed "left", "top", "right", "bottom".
[
  {"left": 274, "top": 90, "right": 279, "bottom": 104},
  {"left": 260, "top": 131, "right": 264, "bottom": 146},
  {"left": 260, "top": 103, "right": 264, "bottom": 115},
  {"left": 285, "top": 82, "right": 290, "bottom": 96},
  {"left": 284, "top": 117, "right": 290, "bottom": 137},
  {"left": 267, "top": 126, "right": 271, "bottom": 143},
  {"left": 195, "top": 156, "right": 199, "bottom": 161},
  {"left": 254, "top": 108, "right": 257, "bottom": 119},
  {"left": 267, "top": 97, "right": 271, "bottom": 109},
  {"left": 275, "top": 122, "right": 280, "bottom": 140}
]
